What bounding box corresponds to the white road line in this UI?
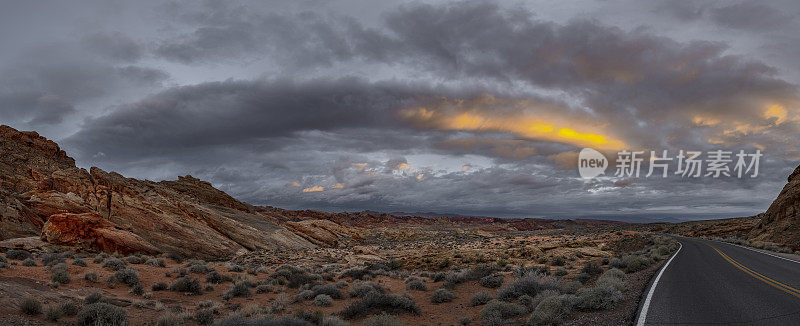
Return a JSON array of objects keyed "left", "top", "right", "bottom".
[
  {"left": 636, "top": 242, "right": 682, "bottom": 326},
  {"left": 711, "top": 239, "right": 800, "bottom": 265}
]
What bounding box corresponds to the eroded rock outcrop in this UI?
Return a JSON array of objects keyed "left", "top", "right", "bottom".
[
  {"left": 42, "top": 212, "right": 159, "bottom": 254},
  {"left": 749, "top": 164, "right": 800, "bottom": 250},
  {"left": 0, "top": 125, "right": 315, "bottom": 259}
]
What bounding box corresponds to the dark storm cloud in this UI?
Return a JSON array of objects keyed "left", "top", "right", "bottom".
[
  {"left": 154, "top": 3, "right": 354, "bottom": 66},
  {"left": 710, "top": 2, "right": 794, "bottom": 31},
  {"left": 65, "top": 77, "right": 441, "bottom": 160},
  {"left": 0, "top": 43, "right": 168, "bottom": 127},
  {"left": 81, "top": 32, "right": 145, "bottom": 62}
]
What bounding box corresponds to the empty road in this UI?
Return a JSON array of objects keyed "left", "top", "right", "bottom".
[{"left": 637, "top": 236, "right": 800, "bottom": 325}]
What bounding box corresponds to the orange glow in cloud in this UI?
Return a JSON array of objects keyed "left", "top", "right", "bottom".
[
  {"left": 400, "top": 101, "right": 626, "bottom": 150},
  {"left": 764, "top": 104, "right": 787, "bottom": 124},
  {"left": 301, "top": 186, "right": 324, "bottom": 192},
  {"left": 331, "top": 183, "right": 345, "bottom": 189},
  {"left": 692, "top": 116, "right": 720, "bottom": 126}
]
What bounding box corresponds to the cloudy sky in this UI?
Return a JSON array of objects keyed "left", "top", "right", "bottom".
[{"left": 3, "top": 0, "right": 800, "bottom": 222}]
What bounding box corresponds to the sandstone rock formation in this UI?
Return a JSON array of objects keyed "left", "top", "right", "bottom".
[
  {"left": 41, "top": 212, "right": 159, "bottom": 254},
  {"left": 0, "top": 125, "right": 314, "bottom": 259},
  {"left": 749, "top": 164, "right": 800, "bottom": 250},
  {"left": 283, "top": 219, "right": 366, "bottom": 247}
]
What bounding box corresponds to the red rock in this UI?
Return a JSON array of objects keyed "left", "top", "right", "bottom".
[
  {"left": 0, "top": 125, "right": 315, "bottom": 259},
  {"left": 41, "top": 212, "right": 159, "bottom": 255}
]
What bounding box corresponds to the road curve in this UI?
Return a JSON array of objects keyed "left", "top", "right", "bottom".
[{"left": 637, "top": 236, "right": 800, "bottom": 325}]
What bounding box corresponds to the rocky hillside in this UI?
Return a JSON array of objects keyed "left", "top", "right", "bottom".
[
  {"left": 749, "top": 164, "right": 800, "bottom": 250},
  {"left": 0, "top": 125, "right": 314, "bottom": 259}
]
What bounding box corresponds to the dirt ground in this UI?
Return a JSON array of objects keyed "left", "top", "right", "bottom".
[{"left": 0, "top": 228, "right": 677, "bottom": 325}]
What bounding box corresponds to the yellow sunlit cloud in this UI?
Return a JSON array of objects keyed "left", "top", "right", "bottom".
[
  {"left": 286, "top": 181, "right": 301, "bottom": 187},
  {"left": 396, "top": 162, "right": 411, "bottom": 171},
  {"left": 461, "top": 164, "right": 471, "bottom": 172},
  {"left": 764, "top": 104, "right": 787, "bottom": 124},
  {"left": 301, "top": 186, "right": 324, "bottom": 192},
  {"left": 331, "top": 183, "right": 345, "bottom": 189},
  {"left": 400, "top": 103, "right": 626, "bottom": 150}
]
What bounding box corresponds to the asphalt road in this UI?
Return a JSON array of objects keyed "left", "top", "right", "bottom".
[{"left": 637, "top": 236, "right": 800, "bottom": 325}]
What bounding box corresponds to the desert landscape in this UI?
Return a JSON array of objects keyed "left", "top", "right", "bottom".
[
  {"left": 0, "top": 125, "right": 687, "bottom": 325},
  {"left": 2, "top": 124, "right": 798, "bottom": 326}
]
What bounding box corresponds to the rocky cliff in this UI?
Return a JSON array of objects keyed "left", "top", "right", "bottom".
[
  {"left": 749, "top": 164, "right": 800, "bottom": 250},
  {"left": 0, "top": 125, "right": 314, "bottom": 259}
]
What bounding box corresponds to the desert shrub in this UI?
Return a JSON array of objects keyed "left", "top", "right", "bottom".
[
  {"left": 223, "top": 281, "right": 251, "bottom": 300},
  {"left": 19, "top": 297, "right": 41, "bottom": 315},
  {"left": 85, "top": 292, "right": 103, "bottom": 304},
  {"left": 576, "top": 284, "right": 623, "bottom": 311},
  {"left": 444, "top": 264, "right": 497, "bottom": 288},
  {"left": 596, "top": 268, "right": 626, "bottom": 291},
  {"left": 480, "top": 300, "right": 527, "bottom": 325},
  {"left": 130, "top": 284, "right": 145, "bottom": 296},
  {"left": 362, "top": 313, "right": 404, "bottom": 326},
  {"left": 156, "top": 312, "right": 181, "bottom": 326},
  {"left": 313, "top": 283, "right": 344, "bottom": 299},
  {"left": 256, "top": 284, "right": 274, "bottom": 294},
  {"left": 271, "top": 265, "right": 318, "bottom": 288},
  {"left": 314, "top": 294, "right": 334, "bottom": 306},
  {"left": 42, "top": 253, "right": 64, "bottom": 266},
  {"left": 149, "top": 281, "right": 167, "bottom": 291},
  {"left": 470, "top": 291, "right": 493, "bottom": 306},
  {"left": 497, "top": 274, "right": 558, "bottom": 300},
  {"left": 554, "top": 267, "right": 568, "bottom": 277},
  {"left": 60, "top": 302, "right": 79, "bottom": 316},
  {"left": 550, "top": 256, "right": 566, "bottom": 266},
  {"left": 227, "top": 264, "right": 244, "bottom": 272},
  {"left": 145, "top": 258, "right": 166, "bottom": 267},
  {"left": 195, "top": 309, "right": 215, "bottom": 325},
  {"left": 321, "top": 316, "right": 349, "bottom": 326},
  {"left": 6, "top": 249, "right": 32, "bottom": 260},
  {"left": 340, "top": 266, "right": 372, "bottom": 280},
  {"left": 22, "top": 258, "right": 36, "bottom": 266},
  {"left": 294, "top": 290, "right": 315, "bottom": 303},
  {"left": 609, "top": 257, "right": 625, "bottom": 269},
  {"left": 166, "top": 252, "right": 183, "bottom": 263},
  {"left": 622, "top": 255, "right": 654, "bottom": 273},
  {"left": 51, "top": 264, "right": 71, "bottom": 284},
  {"left": 124, "top": 255, "right": 145, "bottom": 264},
  {"left": 405, "top": 277, "right": 427, "bottom": 291},
  {"left": 340, "top": 292, "right": 419, "bottom": 319},
  {"left": 102, "top": 258, "right": 127, "bottom": 271},
  {"left": 44, "top": 304, "right": 64, "bottom": 321},
  {"left": 581, "top": 261, "right": 603, "bottom": 276},
  {"left": 348, "top": 282, "right": 385, "bottom": 298},
  {"left": 187, "top": 261, "right": 212, "bottom": 274},
  {"left": 111, "top": 268, "right": 140, "bottom": 287},
  {"left": 431, "top": 288, "right": 455, "bottom": 303},
  {"left": 170, "top": 276, "right": 202, "bottom": 295},
  {"left": 429, "top": 272, "right": 446, "bottom": 282},
  {"left": 73, "top": 258, "right": 88, "bottom": 267},
  {"left": 479, "top": 274, "right": 504, "bottom": 288},
  {"left": 527, "top": 294, "right": 578, "bottom": 325},
  {"left": 559, "top": 281, "right": 583, "bottom": 294},
  {"left": 576, "top": 272, "right": 591, "bottom": 284},
  {"left": 60, "top": 251, "right": 75, "bottom": 259},
  {"left": 76, "top": 303, "right": 127, "bottom": 326},
  {"left": 206, "top": 270, "right": 233, "bottom": 284}
]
